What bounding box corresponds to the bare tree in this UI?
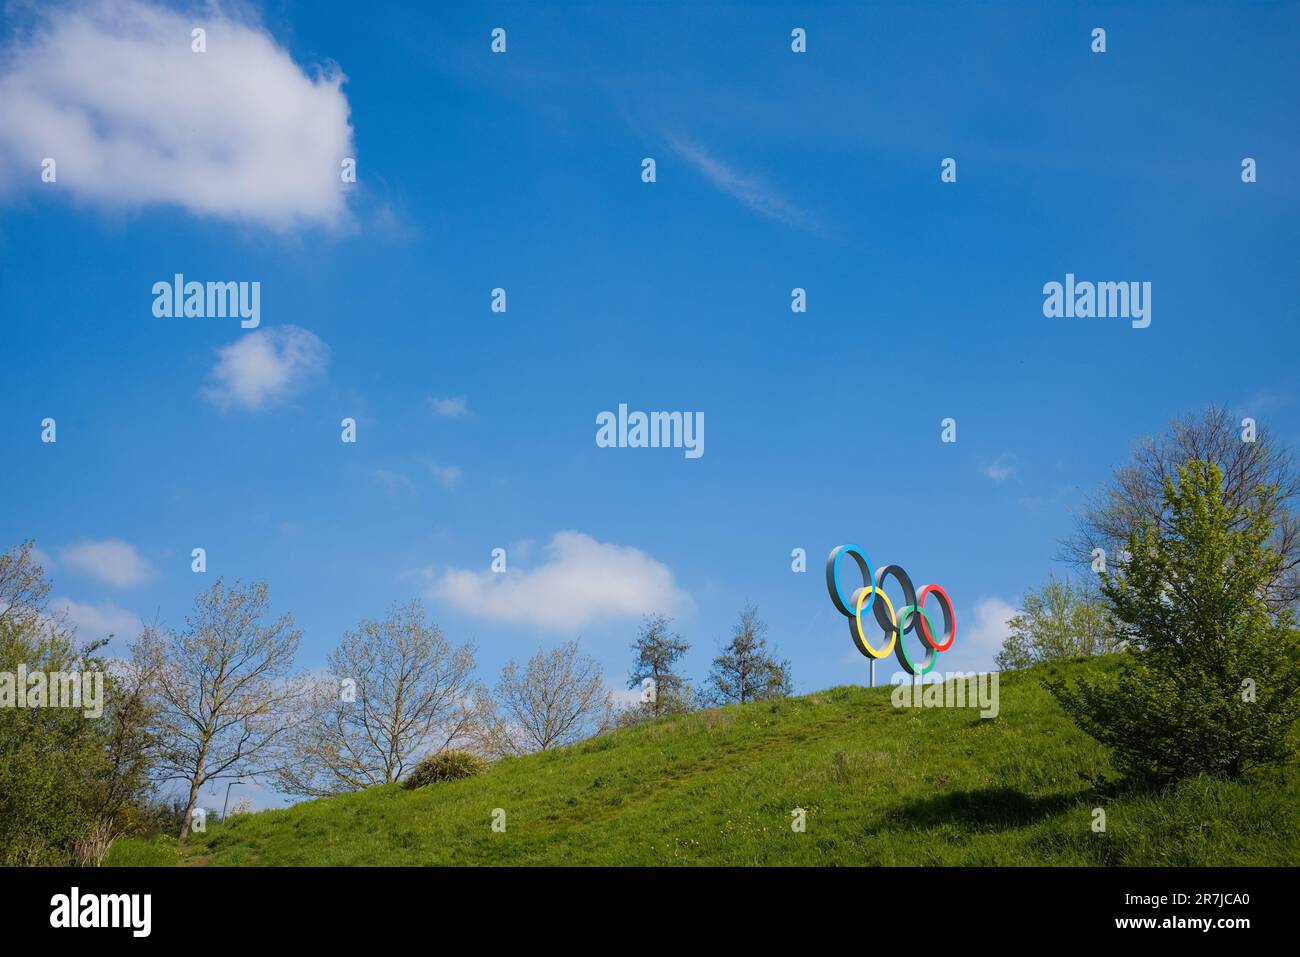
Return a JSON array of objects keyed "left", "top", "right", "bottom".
[
  {"left": 1062, "top": 405, "right": 1300, "bottom": 611},
  {"left": 276, "top": 601, "right": 485, "bottom": 797},
  {"left": 482, "top": 641, "right": 611, "bottom": 755},
  {"left": 140, "top": 579, "right": 303, "bottom": 838},
  {"left": 706, "top": 604, "right": 792, "bottom": 705}
]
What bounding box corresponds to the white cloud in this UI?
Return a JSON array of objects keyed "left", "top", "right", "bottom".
[
  {"left": 507, "top": 538, "right": 536, "bottom": 562},
  {"left": 202, "top": 326, "right": 328, "bottom": 411},
  {"left": 58, "top": 539, "right": 153, "bottom": 588},
  {"left": 430, "top": 531, "right": 691, "bottom": 631},
  {"left": 428, "top": 396, "right": 470, "bottom": 419},
  {"left": 983, "top": 454, "right": 1018, "bottom": 481},
  {"left": 669, "top": 135, "right": 816, "bottom": 231},
  {"left": 426, "top": 463, "right": 463, "bottom": 491},
  {"left": 960, "top": 596, "right": 1016, "bottom": 671},
  {"left": 0, "top": 0, "right": 354, "bottom": 229},
  {"left": 610, "top": 687, "right": 643, "bottom": 708},
  {"left": 50, "top": 597, "right": 143, "bottom": 643}
]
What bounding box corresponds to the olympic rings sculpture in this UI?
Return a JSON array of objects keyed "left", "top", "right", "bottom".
[{"left": 825, "top": 544, "right": 956, "bottom": 676}]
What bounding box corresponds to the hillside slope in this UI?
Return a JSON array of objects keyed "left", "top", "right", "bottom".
[{"left": 107, "top": 658, "right": 1299, "bottom": 866}]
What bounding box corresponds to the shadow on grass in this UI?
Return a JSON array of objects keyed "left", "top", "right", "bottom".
[{"left": 887, "top": 786, "right": 1085, "bottom": 832}]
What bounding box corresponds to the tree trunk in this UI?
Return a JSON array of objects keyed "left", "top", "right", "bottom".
[
  {"left": 178, "top": 745, "right": 209, "bottom": 839},
  {"left": 178, "top": 774, "right": 203, "bottom": 839}
]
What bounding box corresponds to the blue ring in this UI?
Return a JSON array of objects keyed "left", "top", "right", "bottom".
[{"left": 828, "top": 544, "right": 875, "bottom": 618}]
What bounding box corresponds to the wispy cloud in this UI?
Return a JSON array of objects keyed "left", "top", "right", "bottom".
[
  {"left": 668, "top": 135, "right": 818, "bottom": 231},
  {"left": 1240, "top": 389, "right": 1294, "bottom": 415},
  {"left": 50, "top": 597, "right": 143, "bottom": 643},
  {"left": 426, "top": 463, "right": 463, "bottom": 491},
  {"left": 371, "top": 469, "right": 414, "bottom": 497},
  {"left": 983, "top": 454, "right": 1018, "bottom": 482},
  {"left": 428, "top": 395, "right": 470, "bottom": 419},
  {"left": 371, "top": 202, "right": 420, "bottom": 241},
  {"left": 58, "top": 539, "right": 153, "bottom": 588}
]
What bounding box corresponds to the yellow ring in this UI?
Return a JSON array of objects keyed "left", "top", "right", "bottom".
[{"left": 853, "top": 586, "right": 897, "bottom": 659}]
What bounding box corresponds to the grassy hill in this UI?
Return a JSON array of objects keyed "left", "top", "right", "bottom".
[{"left": 106, "top": 658, "right": 1299, "bottom": 866}]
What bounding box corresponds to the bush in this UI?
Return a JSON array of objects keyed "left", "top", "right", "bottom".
[
  {"left": 402, "top": 750, "right": 486, "bottom": 789},
  {"left": 1048, "top": 461, "right": 1300, "bottom": 783}
]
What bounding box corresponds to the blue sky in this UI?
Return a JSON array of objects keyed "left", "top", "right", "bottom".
[{"left": 2, "top": 1, "right": 1298, "bottom": 806}]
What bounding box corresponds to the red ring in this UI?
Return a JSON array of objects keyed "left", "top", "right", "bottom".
[{"left": 916, "top": 584, "right": 955, "bottom": 651}]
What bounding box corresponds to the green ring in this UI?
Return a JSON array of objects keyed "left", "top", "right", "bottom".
[{"left": 896, "top": 605, "right": 938, "bottom": 675}]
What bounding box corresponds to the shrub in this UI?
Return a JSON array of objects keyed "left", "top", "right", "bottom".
[
  {"left": 403, "top": 750, "right": 486, "bottom": 789},
  {"left": 1048, "top": 461, "right": 1300, "bottom": 783}
]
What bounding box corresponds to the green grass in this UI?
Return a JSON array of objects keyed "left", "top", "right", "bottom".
[{"left": 106, "top": 658, "right": 1299, "bottom": 866}]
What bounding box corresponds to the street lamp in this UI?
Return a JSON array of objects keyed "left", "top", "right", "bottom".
[{"left": 221, "top": 780, "right": 248, "bottom": 820}]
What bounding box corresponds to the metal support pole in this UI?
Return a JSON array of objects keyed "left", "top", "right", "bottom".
[{"left": 222, "top": 781, "right": 245, "bottom": 820}]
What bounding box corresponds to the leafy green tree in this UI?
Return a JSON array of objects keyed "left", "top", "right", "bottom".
[
  {"left": 0, "top": 540, "right": 50, "bottom": 630},
  {"left": 78, "top": 649, "right": 158, "bottom": 863},
  {"left": 626, "top": 614, "right": 692, "bottom": 719},
  {"left": 706, "top": 605, "right": 792, "bottom": 705},
  {"left": 1049, "top": 461, "right": 1300, "bottom": 782},
  {"left": 0, "top": 542, "right": 155, "bottom": 865},
  {"left": 0, "top": 614, "right": 103, "bottom": 864},
  {"left": 996, "top": 576, "right": 1121, "bottom": 670}
]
